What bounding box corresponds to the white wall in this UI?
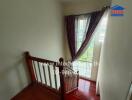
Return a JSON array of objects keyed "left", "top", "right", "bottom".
[
  {"left": 97, "top": 0, "right": 132, "bottom": 100},
  {"left": 0, "top": 0, "right": 65, "bottom": 99}
]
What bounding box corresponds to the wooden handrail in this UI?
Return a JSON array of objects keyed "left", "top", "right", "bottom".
[
  {"left": 29, "top": 56, "right": 57, "bottom": 64},
  {"left": 25, "top": 51, "right": 58, "bottom": 65},
  {"left": 64, "top": 66, "right": 74, "bottom": 72}
]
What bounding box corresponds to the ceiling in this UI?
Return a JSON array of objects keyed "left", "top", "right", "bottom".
[
  {"left": 61, "top": 0, "right": 94, "bottom": 2},
  {"left": 61, "top": 0, "right": 111, "bottom": 4}
]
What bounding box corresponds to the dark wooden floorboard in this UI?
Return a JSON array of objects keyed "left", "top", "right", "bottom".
[
  {"left": 11, "top": 83, "right": 60, "bottom": 100},
  {"left": 12, "top": 79, "right": 99, "bottom": 100}
]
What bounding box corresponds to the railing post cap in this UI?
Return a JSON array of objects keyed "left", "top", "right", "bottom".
[
  {"left": 59, "top": 57, "right": 64, "bottom": 63},
  {"left": 24, "top": 51, "right": 30, "bottom": 57}
]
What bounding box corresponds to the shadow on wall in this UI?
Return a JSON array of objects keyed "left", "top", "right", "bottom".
[{"left": 0, "top": 54, "right": 30, "bottom": 99}]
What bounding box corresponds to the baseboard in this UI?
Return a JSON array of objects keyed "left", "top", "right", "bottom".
[{"left": 79, "top": 76, "right": 96, "bottom": 83}]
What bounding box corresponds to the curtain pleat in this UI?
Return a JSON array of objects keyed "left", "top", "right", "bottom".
[{"left": 65, "top": 15, "right": 76, "bottom": 60}]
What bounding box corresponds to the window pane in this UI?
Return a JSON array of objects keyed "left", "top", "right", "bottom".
[{"left": 75, "top": 15, "right": 90, "bottom": 52}]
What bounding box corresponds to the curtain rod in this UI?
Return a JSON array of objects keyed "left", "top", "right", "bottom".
[{"left": 65, "top": 6, "right": 110, "bottom": 17}]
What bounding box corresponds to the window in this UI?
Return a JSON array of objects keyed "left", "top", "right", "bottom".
[
  {"left": 75, "top": 15, "right": 90, "bottom": 52},
  {"left": 73, "top": 12, "right": 109, "bottom": 79},
  {"left": 74, "top": 15, "right": 92, "bottom": 78}
]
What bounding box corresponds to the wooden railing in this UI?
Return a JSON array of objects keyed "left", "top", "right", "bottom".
[{"left": 24, "top": 52, "right": 79, "bottom": 100}]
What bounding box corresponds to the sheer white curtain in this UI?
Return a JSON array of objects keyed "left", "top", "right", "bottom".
[
  {"left": 91, "top": 10, "right": 109, "bottom": 81},
  {"left": 75, "top": 15, "right": 91, "bottom": 53}
]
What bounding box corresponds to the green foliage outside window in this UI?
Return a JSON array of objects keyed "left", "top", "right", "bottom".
[{"left": 78, "top": 37, "right": 94, "bottom": 62}]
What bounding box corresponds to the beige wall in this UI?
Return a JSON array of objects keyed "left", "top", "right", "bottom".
[
  {"left": 97, "top": 0, "right": 132, "bottom": 100},
  {"left": 0, "top": 0, "right": 65, "bottom": 99},
  {"left": 62, "top": 0, "right": 111, "bottom": 16}
]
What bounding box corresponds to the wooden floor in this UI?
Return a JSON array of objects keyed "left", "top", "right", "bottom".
[
  {"left": 65, "top": 79, "right": 100, "bottom": 100},
  {"left": 12, "top": 79, "right": 99, "bottom": 100},
  {"left": 11, "top": 83, "right": 60, "bottom": 100}
]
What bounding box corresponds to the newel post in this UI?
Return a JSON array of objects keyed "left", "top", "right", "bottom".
[
  {"left": 59, "top": 57, "right": 65, "bottom": 100},
  {"left": 24, "top": 51, "right": 36, "bottom": 83}
]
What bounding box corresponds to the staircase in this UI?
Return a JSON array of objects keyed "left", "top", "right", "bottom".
[{"left": 11, "top": 52, "right": 79, "bottom": 100}]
